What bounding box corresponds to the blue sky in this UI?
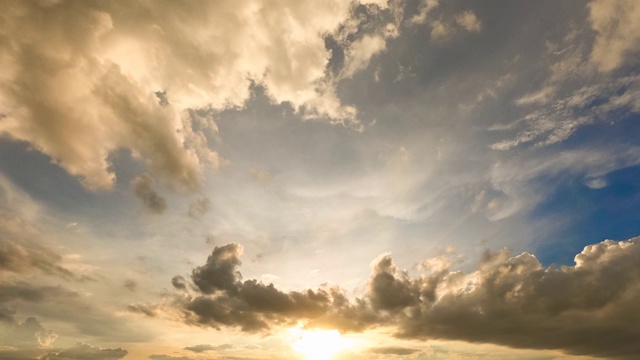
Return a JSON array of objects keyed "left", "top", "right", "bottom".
[{"left": 1, "top": 1, "right": 640, "bottom": 360}]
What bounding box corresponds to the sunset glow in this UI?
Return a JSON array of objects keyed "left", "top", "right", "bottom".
[{"left": 291, "top": 329, "right": 354, "bottom": 360}]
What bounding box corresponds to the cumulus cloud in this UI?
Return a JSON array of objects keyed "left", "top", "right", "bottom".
[
  {"left": 589, "top": 0, "right": 640, "bottom": 72},
  {"left": 183, "top": 243, "right": 332, "bottom": 332},
  {"left": 372, "top": 238, "right": 640, "bottom": 359},
  {"left": 132, "top": 174, "right": 167, "bottom": 214},
  {"left": 164, "top": 237, "right": 640, "bottom": 359},
  {"left": 0, "top": 0, "right": 389, "bottom": 190}
]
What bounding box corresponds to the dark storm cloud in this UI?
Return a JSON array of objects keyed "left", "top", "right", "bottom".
[
  {"left": 132, "top": 174, "right": 167, "bottom": 214},
  {"left": 168, "top": 237, "right": 640, "bottom": 359}
]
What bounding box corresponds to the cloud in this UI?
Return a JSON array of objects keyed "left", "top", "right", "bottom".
[
  {"left": 169, "top": 243, "right": 332, "bottom": 331},
  {"left": 409, "top": 0, "right": 439, "bottom": 25},
  {"left": 495, "top": 75, "right": 640, "bottom": 150},
  {"left": 455, "top": 11, "right": 481, "bottom": 32},
  {"left": 191, "top": 244, "right": 244, "bottom": 295},
  {"left": 372, "top": 238, "right": 640, "bottom": 359},
  {"left": 0, "top": 314, "right": 57, "bottom": 349},
  {"left": 0, "top": 224, "right": 73, "bottom": 279},
  {"left": 406, "top": 1, "right": 481, "bottom": 42},
  {"left": 148, "top": 355, "right": 192, "bottom": 360},
  {"left": 0, "top": 0, "right": 391, "bottom": 190},
  {"left": 368, "top": 346, "right": 420, "bottom": 355},
  {"left": 589, "top": 0, "right": 640, "bottom": 71},
  {"left": 184, "top": 343, "right": 245, "bottom": 353},
  {"left": 0, "top": 179, "right": 75, "bottom": 279},
  {"left": 165, "top": 237, "right": 640, "bottom": 359},
  {"left": 183, "top": 344, "right": 216, "bottom": 353},
  {"left": 0, "top": 283, "right": 78, "bottom": 304},
  {"left": 171, "top": 275, "right": 188, "bottom": 291},
  {"left": 585, "top": 176, "right": 607, "bottom": 189},
  {"left": 340, "top": 35, "right": 387, "bottom": 79},
  {"left": 495, "top": 2, "right": 640, "bottom": 151},
  {"left": 187, "top": 198, "right": 211, "bottom": 218},
  {"left": 368, "top": 254, "right": 421, "bottom": 311},
  {"left": 41, "top": 343, "right": 127, "bottom": 360},
  {"left": 0, "top": 280, "right": 152, "bottom": 343},
  {"left": 132, "top": 174, "right": 167, "bottom": 214},
  {"left": 123, "top": 279, "right": 137, "bottom": 292}
]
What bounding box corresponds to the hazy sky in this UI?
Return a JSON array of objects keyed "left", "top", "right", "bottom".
[{"left": 1, "top": 1, "right": 640, "bottom": 359}]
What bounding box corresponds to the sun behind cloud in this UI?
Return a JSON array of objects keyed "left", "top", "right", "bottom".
[{"left": 290, "top": 329, "right": 355, "bottom": 360}]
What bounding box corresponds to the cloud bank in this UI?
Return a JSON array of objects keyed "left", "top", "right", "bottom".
[{"left": 162, "top": 237, "right": 640, "bottom": 359}]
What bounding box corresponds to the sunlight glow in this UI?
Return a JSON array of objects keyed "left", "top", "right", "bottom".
[{"left": 290, "top": 329, "right": 354, "bottom": 360}]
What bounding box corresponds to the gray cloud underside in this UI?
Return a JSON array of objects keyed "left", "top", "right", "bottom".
[{"left": 155, "top": 238, "right": 640, "bottom": 359}]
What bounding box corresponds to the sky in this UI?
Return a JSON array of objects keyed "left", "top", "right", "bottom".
[{"left": 0, "top": 0, "right": 640, "bottom": 359}]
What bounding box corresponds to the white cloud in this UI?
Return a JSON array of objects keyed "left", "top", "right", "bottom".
[
  {"left": 0, "top": 0, "right": 387, "bottom": 190},
  {"left": 341, "top": 35, "right": 388, "bottom": 79},
  {"left": 589, "top": 0, "right": 640, "bottom": 71},
  {"left": 430, "top": 20, "right": 451, "bottom": 42},
  {"left": 584, "top": 177, "right": 607, "bottom": 189},
  {"left": 497, "top": 75, "right": 640, "bottom": 150},
  {"left": 409, "top": 0, "right": 439, "bottom": 25},
  {"left": 455, "top": 11, "right": 481, "bottom": 32}
]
